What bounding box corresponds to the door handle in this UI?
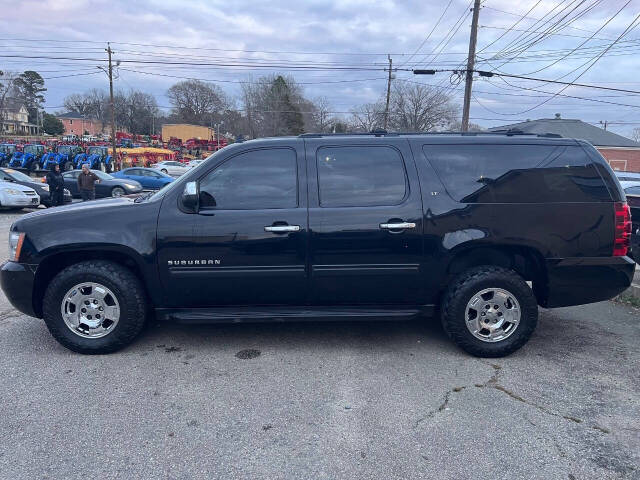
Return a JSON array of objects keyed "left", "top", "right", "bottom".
[
  {"left": 380, "top": 222, "right": 416, "bottom": 230},
  {"left": 264, "top": 225, "right": 300, "bottom": 233}
]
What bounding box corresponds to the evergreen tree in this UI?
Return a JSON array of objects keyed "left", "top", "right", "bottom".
[{"left": 14, "top": 71, "right": 46, "bottom": 124}]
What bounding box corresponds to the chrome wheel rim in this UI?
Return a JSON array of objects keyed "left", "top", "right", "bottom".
[
  {"left": 465, "top": 288, "right": 521, "bottom": 343},
  {"left": 61, "top": 282, "right": 120, "bottom": 338},
  {"left": 112, "top": 187, "right": 125, "bottom": 197}
]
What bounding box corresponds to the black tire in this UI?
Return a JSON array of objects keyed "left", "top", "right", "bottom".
[
  {"left": 440, "top": 266, "right": 538, "bottom": 358},
  {"left": 42, "top": 260, "right": 147, "bottom": 354},
  {"left": 111, "top": 186, "right": 125, "bottom": 197},
  {"left": 161, "top": 168, "right": 168, "bottom": 174}
]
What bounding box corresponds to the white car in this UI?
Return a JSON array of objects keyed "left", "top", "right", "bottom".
[
  {"left": 151, "top": 161, "right": 190, "bottom": 177},
  {"left": 0, "top": 180, "right": 40, "bottom": 209},
  {"left": 187, "top": 159, "right": 205, "bottom": 169}
]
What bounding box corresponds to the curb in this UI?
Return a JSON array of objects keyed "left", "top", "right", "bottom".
[{"left": 621, "top": 283, "right": 640, "bottom": 300}]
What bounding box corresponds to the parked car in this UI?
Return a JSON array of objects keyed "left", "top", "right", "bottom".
[
  {"left": 188, "top": 159, "right": 205, "bottom": 169},
  {"left": 151, "top": 160, "right": 190, "bottom": 176},
  {"left": 619, "top": 180, "right": 640, "bottom": 192},
  {"left": 112, "top": 167, "right": 174, "bottom": 190},
  {"left": 1, "top": 133, "right": 635, "bottom": 356},
  {"left": 62, "top": 169, "right": 143, "bottom": 198},
  {"left": 0, "top": 180, "right": 39, "bottom": 209},
  {"left": 0, "top": 168, "right": 71, "bottom": 207},
  {"left": 624, "top": 184, "right": 640, "bottom": 261},
  {"left": 615, "top": 171, "right": 640, "bottom": 182}
]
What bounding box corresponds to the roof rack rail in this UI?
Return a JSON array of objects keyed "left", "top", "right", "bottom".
[{"left": 298, "top": 130, "right": 563, "bottom": 139}]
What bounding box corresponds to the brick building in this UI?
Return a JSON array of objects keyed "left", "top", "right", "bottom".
[
  {"left": 56, "top": 112, "right": 104, "bottom": 136},
  {"left": 490, "top": 114, "right": 640, "bottom": 173}
]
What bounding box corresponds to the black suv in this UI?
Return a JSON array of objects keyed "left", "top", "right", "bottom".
[{"left": 1, "top": 133, "right": 635, "bottom": 357}]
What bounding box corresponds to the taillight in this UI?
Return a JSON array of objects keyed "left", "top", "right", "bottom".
[{"left": 613, "top": 202, "right": 632, "bottom": 256}]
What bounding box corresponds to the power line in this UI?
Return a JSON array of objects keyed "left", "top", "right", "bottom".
[
  {"left": 491, "top": 0, "right": 633, "bottom": 76},
  {"left": 481, "top": 4, "right": 617, "bottom": 38},
  {"left": 412, "top": 0, "right": 474, "bottom": 68},
  {"left": 119, "top": 68, "right": 387, "bottom": 85},
  {"left": 473, "top": 9, "right": 640, "bottom": 115},
  {"left": 398, "top": 0, "right": 454, "bottom": 67}
]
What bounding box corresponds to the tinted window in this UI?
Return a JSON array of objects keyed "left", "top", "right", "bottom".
[
  {"left": 317, "top": 146, "right": 407, "bottom": 207},
  {"left": 64, "top": 171, "right": 80, "bottom": 179},
  {"left": 199, "top": 148, "right": 297, "bottom": 210},
  {"left": 424, "top": 144, "right": 610, "bottom": 203},
  {"left": 625, "top": 186, "right": 640, "bottom": 195}
]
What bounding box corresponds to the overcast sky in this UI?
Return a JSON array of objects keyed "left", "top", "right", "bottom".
[{"left": 1, "top": 0, "right": 639, "bottom": 136}]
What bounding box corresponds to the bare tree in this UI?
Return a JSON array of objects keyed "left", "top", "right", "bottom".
[
  {"left": 349, "top": 102, "right": 384, "bottom": 132},
  {"left": 388, "top": 82, "right": 458, "bottom": 132},
  {"left": 119, "top": 90, "right": 159, "bottom": 135},
  {"left": 310, "top": 96, "right": 333, "bottom": 133},
  {"left": 631, "top": 127, "right": 640, "bottom": 143},
  {"left": 0, "top": 70, "right": 18, "bottom": 128},
  {"left": 448, "top": 120, "right": 485, "bottom": 132},
  {"left": 63, "top": 89, "right": 110, "bottom": 128},
  {"left": 167, "top": 80, "right": 228, "bottom": 126}
]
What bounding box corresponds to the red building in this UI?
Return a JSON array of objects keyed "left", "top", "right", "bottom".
[
  {"left": 596, "top": 147, "right": 640, "bottom": 173},
  {"left": 56, "top": 112, "right": 104, "bottom": 136},
  {"left": 490, "top": 115, "right": 640, "bottom": 173}
]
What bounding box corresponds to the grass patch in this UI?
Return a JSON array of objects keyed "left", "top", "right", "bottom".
[{"left": 613, "top": 294, "right": 640, "bottom": 308}]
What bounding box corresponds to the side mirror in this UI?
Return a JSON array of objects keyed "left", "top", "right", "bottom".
[{"left": 180, "top": 181, "right": 199, "bottom": 213}]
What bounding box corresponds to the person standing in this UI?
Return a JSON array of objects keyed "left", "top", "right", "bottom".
[
  {"left": 45, "top": 163, "right": 65, "bottom": 207},
  {"left": 78, "top": 164, "right": 99, "bottom": 201}
]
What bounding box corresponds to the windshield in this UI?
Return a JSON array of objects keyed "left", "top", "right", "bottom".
[
  {"left": 24, "top": 145, "right": 39, "bottom": 154},
  {"left": 58, "top": 146, "right": 72, "bottom": 155},
  {"left": 4, "top": 169, "right": 33, "bottom": 182},
  {"left": 91, "top": 170, "right": 114, "bottom": 180},
  {"left": 1, "top": 145, "right": 15, "bottom": 154},
  {"left": 88, "top": 147, "right": 103, "bottom": 155}
]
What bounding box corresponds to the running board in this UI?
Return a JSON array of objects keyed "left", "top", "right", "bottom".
[{"left": 155, "top": 305, "right": 435, "bottom": 324}]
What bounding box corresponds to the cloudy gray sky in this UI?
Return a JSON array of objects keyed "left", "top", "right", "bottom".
[{"left": 1, "top": 0, "right": 639, "bottom": 136}]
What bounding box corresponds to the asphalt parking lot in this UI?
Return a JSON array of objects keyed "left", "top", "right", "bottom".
[{"left": 0, "top": 208, "right": 638, "bottom": 480}]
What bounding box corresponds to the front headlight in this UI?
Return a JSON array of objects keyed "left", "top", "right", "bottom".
[
  {"left": 124, "top": 183, "right": 138, "bottom": 189},
  {"left": 2, "top": 188, "right": 22, "bottom": 196},
  {"left": 41, "top": 185, "right": 50, "bottom": 191},
  {"left": 8, "top": 232, "right": 25, "bottom": 261}
]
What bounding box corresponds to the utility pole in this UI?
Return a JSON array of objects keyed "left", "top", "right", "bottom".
[
  {"left": 106, "top": 43, "right": 118, "bottom": 170},
  {"left": 461, "top": 0, "right": 481, "bottom": 132},
  {"left": 384, "top": 55, "right": 392, "bottom": 130},
  {"left": 600, "top": 120, "right": 608, "bottom": 131}
]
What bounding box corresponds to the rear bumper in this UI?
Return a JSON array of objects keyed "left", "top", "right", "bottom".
[
  {"left": 540, "top": 256, "right": 636, "bottom": 308},
  {"left": 0, "top": 261, "right": 38, "bottom": 317}
]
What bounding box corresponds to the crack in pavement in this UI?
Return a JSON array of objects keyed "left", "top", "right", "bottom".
[
  {"left": 0, "top": 308, "right": 19, "bottom": 323},
  {"left": 415, "top": 363, "right": 611, "bottom": 435}
]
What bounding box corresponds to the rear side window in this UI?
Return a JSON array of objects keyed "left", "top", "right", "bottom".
[
  {"left": 317, "top": 146, "right": 407, "bottom": 207},
  {"left": 424, "top": 144, "right": 610, "bottom": 203}
]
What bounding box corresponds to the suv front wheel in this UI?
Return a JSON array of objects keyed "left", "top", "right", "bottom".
[
  {"left": 441, "top": 266, "right": 538, "bottom": 357},
  {"left": 42, "top": 260, "right": 147, "bottom": 354}
]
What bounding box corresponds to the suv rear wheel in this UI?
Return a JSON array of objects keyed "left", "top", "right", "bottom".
[
  {"left": 42, "top": 260, "right": 147, "bottom": 354},
  {"left": 441, "top": 266, "right": 538, "bottom": 357}
]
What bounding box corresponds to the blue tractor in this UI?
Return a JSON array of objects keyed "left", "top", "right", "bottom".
[
  {"left": 0, "top": 144, "right": 18, "bottom": 167},
  {"left": 9, "top": 144, "right": 46, "bottom": 172},
  {"left": 41, "top": 145, "right": 84, "bottom": 171},
  {"left": 82, "top": 146, "right": 114, "bottom": 172}
]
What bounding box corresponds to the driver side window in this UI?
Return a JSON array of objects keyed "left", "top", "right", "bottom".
[{"left": 198, "top": 148, "right": 297, "bottom": 210}]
